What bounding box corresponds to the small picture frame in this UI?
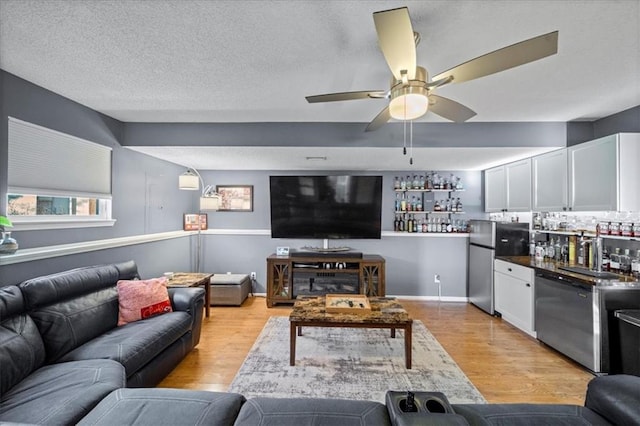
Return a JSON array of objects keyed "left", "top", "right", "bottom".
[
  {"left": 216, "top": 185, "right": 253, "bottom": 212},
  {"left": 183, "top": 213, "right": 208, "bottom": 231}
]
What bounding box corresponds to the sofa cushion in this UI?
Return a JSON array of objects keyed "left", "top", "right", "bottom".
[
  {"left": 234, "top": 397, "right": 392, "bottom": 425},
  {"left": 57, "top": 311, "right": 192, "bottom": 377},
  {"left": 18, "top": 261, "right": 138, "bottom": 309},
  {"left": 584, "top": 374, "right": 640, "bottom": 426},
  {"left": 0, "top": 359, "right": 125, "bottom": 425},
  {"left": 18, "top": 261, "right": 139, "bottom": 363},
  {"left": 77, "top": 388, "right": 246, "bottom": 426},
  {"left": 0, "top": 316, "right": 46, "bottom": 397},
  {"left": 29, "top": 288, "right": 120, "bottom": 363},
  {"left": 117, "top": 277, "right": 172, "bottom": 326},
  {"left": 451, "top": 403, "right": 609, "bottom": 425}
]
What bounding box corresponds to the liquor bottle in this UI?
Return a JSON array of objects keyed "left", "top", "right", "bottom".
[
  {"left": 413, "top": 175, "right": 419, "bottom": 189},
  {"left": 602, "top": 246, "right": 610, "bottom": 271},
  {"left": 446, "top": 219, "right": 453, "bottom": 233},
  {"left": 400, "top": 176, "right": 406, "bottom": 190},
  {"left": 568, "top": 235, "right": 577, "bottom": 263},
  {"left": 406, "top": 175, "right": 412, "bottom": 190},
  {"left": 631, "top": 249, "right": 640, "bottom": 278},
  {"left": 417, "top": 196, "right": 423, "bottom": 211},
  {"left": 445, "top": 199, "right": 451, "bottom": 212},
  {"left": 554, "top": 238, "right": 562, "bottom": 262},
  {"left": 456, "top": 198, "right": 462, "bottom": 212},
  {"left": 395, "top": 193, "right": 401, "bottom": 211},
  {"left": 620, "top": 249, "right": 632, "bottom": 274},
  {"left": 426, "top": 173, "right": 433, "bottom": 190},
  {"left": 394, "top": 176, "right": 401, "bottom": 190},
  {"left": 433, "top": 200, "right": 441, "bottom": 212},
  {"left": 419, "top": 175, "right": 425, "bottom": 189},
  {"left": 410, "top": 196, "right": 416, "bottom": 211},
  {"left": 393, "top": 215, "right": 400, "bottom": 232},
  {"left": 401, "top": 193, "right": 407, "bottom": 211},
  {"left": 610, "top": 248, "right": 621, "bottom": 273},
  {"left": 399, "top": 216, "right": 405, "bottom": 232},
  {"left": 547, "top": 238, "right": 556, "bottom": 260},
  {"left": 561, "top": 238, "right": 569, "bottom": 263},
  {"left": 421, "top": 219, "right": 426, "bottom": 233}
]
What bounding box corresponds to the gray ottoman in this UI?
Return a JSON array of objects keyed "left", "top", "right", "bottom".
[{"left": 210, "top": 273, "right": 251, "bottom": 306}]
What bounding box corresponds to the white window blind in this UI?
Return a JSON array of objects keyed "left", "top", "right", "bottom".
[{"left": 8, "top": 117, "right": 112, "bottom": 199}]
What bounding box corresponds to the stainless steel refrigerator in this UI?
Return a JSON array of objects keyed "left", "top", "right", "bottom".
[{"left": 468, "top": 220, "right": 529, "bottom": 314}]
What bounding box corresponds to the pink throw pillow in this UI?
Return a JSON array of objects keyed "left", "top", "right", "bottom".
[{"left": 117, "top": 277, "right": 173, "bottom": 326}]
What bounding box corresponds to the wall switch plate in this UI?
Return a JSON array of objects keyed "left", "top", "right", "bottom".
[
  {"left": 250, "top": 272, "right": 257, "bottom": 280},
  {"left": 434, "top": 274, "right": 441, "bottom": 284}
]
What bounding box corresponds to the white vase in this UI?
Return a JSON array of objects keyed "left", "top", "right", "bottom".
[{"left": 0, "top": 231, "right": 19, "bottom": 254}]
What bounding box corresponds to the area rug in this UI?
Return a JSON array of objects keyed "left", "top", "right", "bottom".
[{"left": 228, "top": 316, "right": 485, "bottom": 404}]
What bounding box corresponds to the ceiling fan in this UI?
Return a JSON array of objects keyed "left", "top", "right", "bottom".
[{"left": 306, "top": 7, "right": 558, "bottom": 132}]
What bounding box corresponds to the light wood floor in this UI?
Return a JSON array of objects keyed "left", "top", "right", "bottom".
[{"left": 159, "top": 296, "right": 594, "bottom": 404}]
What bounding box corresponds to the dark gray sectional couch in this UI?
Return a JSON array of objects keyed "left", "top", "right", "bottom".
[
  {"left": 2, "top": 262, "right": 640, "bottom": 425},
  {"left": 0, "top": 261, "right": 205, "bottom": 424}
]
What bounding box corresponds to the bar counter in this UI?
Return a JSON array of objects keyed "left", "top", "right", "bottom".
[{"left": 496, "top": 255, "right": 639, "bottom": 286}]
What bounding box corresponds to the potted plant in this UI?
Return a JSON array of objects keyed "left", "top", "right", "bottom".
[{"left": 0, "top": 215, "right": 18, "bottom": 254}]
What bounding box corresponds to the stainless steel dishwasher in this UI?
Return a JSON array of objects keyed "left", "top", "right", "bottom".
[
  {"left": 535, "top": 271, "right": 598, "bottom": 371},
  {"left": 535, "top": 269, "right": 640, "bottom": 374}
]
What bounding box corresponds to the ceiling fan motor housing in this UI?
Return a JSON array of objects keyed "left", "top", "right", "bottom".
[{"left": 389, "top": 66, "right": 429, "bottom": 120}]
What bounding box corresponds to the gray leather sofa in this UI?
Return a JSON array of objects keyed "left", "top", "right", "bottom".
[
  {"left": 0, "top": 261, "right": 205, "bottom": 425},
  {"left": 77, "top": 374, "right": 640, "bottom": 425}
]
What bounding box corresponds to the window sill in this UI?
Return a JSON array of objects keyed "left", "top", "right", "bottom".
[{"left": 9, "top": 218, "right": 117, "bottom": 231}]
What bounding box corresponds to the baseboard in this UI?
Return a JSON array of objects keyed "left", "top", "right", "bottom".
[{"left": 251, "top": 293, "right": 467, "bottom": 302}]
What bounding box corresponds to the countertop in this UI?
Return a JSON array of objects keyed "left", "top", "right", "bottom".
[{"left": 496, "top": 256, "right": 639, "bottom": 286}]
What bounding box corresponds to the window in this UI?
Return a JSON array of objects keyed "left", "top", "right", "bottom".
[{"left": 7, "top": 117, "right": 115, "bottom": 230}]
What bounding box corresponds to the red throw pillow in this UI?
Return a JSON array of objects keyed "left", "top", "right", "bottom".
[{"left": 117, "top": 277, "right": 173, "bottom": 326}]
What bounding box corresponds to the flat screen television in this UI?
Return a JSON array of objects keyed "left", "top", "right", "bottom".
[{"left": 269, "top": 175, "right": 383, "bottom": 239}]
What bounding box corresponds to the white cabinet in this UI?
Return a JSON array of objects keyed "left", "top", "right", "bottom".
[
  {"left": 505, "top": 159, "right": 532, "bottom": 211},
  {"left": 484, "top": 166, "right": 506, "bottom": 212},
  {"left": 532, "top": 149, "right": 568, "bottom": 211},
  {"left": 568, "top": 133, "right": 640, "bottom": 212},
  {"left": 484, "top": 159, "right": 531, "bottom": 212},
  {"left": 494, "top": 259, "right": 535, "bottom": 337}
]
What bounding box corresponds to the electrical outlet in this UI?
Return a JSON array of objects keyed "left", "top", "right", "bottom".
[
  {"left": 434, "top": 274, "right": 441, "bottom": 284},
  {"left": 250, "top": 272, "right": 257, "bottom": 280}
]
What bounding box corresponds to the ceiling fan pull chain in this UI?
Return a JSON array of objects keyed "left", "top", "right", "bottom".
[
  {"left": 403, "top": 99, "right": 407, "bottom": 155},
  {"left": 409, "top": 119, "right": 414, "bottom": 165}
]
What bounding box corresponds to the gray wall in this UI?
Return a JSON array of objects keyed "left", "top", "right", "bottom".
[
  {"left": 2, "top": 69, "right": 639, "bottom": 297},
  {"left": 566, "top": 105, "right": 640, "bottom": 146},
  {"left": 0, "top": 71, "right": 194, "bottom": 285},
  {"left": 194, "top": 169, "right": 482, "bottom": 296}
]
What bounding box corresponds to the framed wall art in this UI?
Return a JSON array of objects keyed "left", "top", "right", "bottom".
[
  {"left": 183, "top": 213, "right": 208, "bottom": 231},
  {"left": 216, "top": 185, "right": 253, "bottom": 212}
]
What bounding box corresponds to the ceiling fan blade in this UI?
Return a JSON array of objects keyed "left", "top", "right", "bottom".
[
  {"left": 365, "top": 106, "right": 391, "bottom": 132},
  {"left": 429, "top": 95, "right": 477, "bottom": 122},
  {"left": 373, "top": 7, "right": 417, "bottom": 80},
  {"left": 306, "top": 90, "right": 386, "bottom": 103},
  {"left": 432, "top": 31, "right": 559, "bottom": 84}
]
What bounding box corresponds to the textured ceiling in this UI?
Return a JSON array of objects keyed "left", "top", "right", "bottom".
[{"left": 1, "top": 0, "right": 639, "bottom": 170}]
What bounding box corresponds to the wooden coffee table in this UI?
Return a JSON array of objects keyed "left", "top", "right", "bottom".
[
  {"left": 289, "top": 295, "right": 413, "bottom": 368},
  {"left": 166, "top": 272, "right": 212, "bottom": 318}
]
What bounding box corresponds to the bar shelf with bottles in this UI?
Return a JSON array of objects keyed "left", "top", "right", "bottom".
[
  {"left": 392, "top": 172, "right": 468, "bottom": 234},
  {"left": 530, "top": 212, "right": 640, "bottom": 278}
]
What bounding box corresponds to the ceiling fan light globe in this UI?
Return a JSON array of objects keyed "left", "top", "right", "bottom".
[{"left": 389, "top": 92, "right": 428, "bottom": 120}]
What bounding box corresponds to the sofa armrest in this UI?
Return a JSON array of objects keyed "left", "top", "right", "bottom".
[
  {"left": 168, "top": 287, "right": 205, "bottom": 348},
  {"left": 584, "top": 374, "right": 640, "bottom": 425}
]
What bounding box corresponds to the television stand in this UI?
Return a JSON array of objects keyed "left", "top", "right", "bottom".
[{"left": 266, "top": 253, "right": 385, "bottom": 307}]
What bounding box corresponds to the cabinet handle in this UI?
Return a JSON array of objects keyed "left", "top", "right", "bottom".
[
  {"left": 508, "top": 268, "right": 512, "bottom": 272},
  {"left": 526, "top": 283, "right": 531, "bottom": 287}
]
